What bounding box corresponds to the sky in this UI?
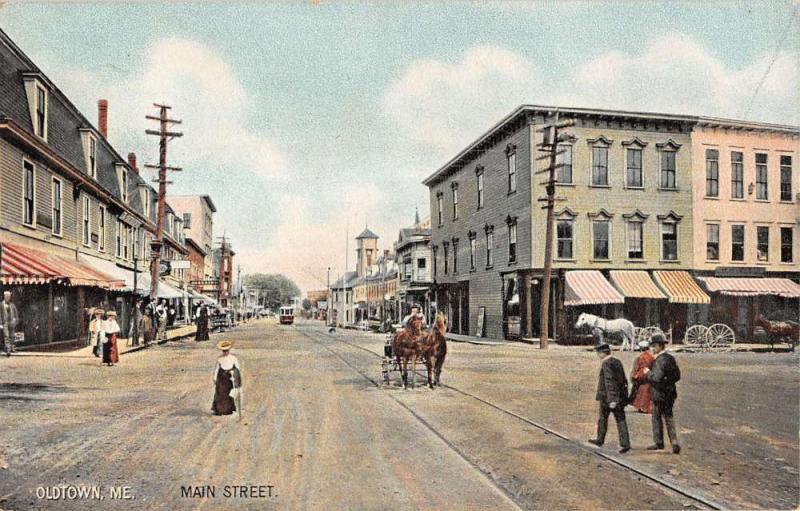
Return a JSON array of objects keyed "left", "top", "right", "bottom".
[{"left": 1, "top": 1, "right": 798, "bottom": 292}]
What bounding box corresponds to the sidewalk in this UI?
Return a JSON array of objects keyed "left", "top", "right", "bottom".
[{"left": 11, "top": 324, "right": 198, "bottom": 358}]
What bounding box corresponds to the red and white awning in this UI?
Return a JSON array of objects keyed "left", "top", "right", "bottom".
[
  {"left": 1, "top": 242, "right": 124, "bottom": 289},
  {"left": 699, "top": 277, "right": 800, "bottom": 298},
  {"left": 564, "top": 270, "right": 624, "bottom": 306},
  {"left": 653, "top": 271, "right": 710, "bottom": 304}
]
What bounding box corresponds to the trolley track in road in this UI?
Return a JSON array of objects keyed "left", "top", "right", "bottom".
[{"left": 298, "top": 325, "right": 725, "bottom": 511}]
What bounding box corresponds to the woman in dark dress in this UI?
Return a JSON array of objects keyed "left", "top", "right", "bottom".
[
  {"left": 212, "top": 340, "right": 241, "bottom": 416},
  {"left": 195, "top": 304, "right": 210, "bottom": 341}
]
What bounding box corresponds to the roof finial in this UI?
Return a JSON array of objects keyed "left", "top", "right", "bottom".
[{"left": 414, "top": 206, "right": 420, "bottom": 226}]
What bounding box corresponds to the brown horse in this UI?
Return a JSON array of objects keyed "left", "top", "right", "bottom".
[
  {"left": 392, "top": 315, "right": 424, "bottom": 389},
  {"left": 419, "top": 313, "right": 448, "bottom": 389},
  {"left": 755, "top": 315, "right": 799, "bottom": 349}
]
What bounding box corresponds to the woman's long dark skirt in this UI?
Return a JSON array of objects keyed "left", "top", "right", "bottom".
[
  {"left": 212, "top": 368, "right": 236, "bottom": 415},
  {"left": 196, "top": 317, "right": 210, "bottom": 341}
]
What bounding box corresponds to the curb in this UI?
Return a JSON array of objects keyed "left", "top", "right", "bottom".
[{"left": 120, "top": 330, "right": 197, "bottom": 356}]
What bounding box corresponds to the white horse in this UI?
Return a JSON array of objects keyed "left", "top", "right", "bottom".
[{"left": 575, "top": 312, "right": 635, "bottom": 351}]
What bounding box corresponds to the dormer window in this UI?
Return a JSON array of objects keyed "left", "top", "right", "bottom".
[
  {"left": 140, "top": 187, "right": 151, "bottom": 218},
  {"left": 23, "top": 74, "right": 49, "bottom": 141},
  {"left": 116, "top": 165, "right": 128, "bottom": 202},
  {"left": 89, "top": 137, "right": 97, "bottom": 178},
  {"left": 35, "top": 86, "right": 47, "bottom": 138}
]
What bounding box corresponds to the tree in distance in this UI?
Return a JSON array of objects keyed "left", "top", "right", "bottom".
[{"left": 244, "top": 273, "right": 301, "bottom": 312}]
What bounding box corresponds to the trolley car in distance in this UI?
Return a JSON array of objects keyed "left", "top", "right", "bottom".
[{"left": 279, "top": 306, "right": 295, "bottom": 325}]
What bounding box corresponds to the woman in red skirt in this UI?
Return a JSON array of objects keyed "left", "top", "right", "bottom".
[
  {"left": 629, "top": 340, "right": 655, "bottom": 413},
  {"left": 103, "top": 310, "right": 121, "bottom": 366}
]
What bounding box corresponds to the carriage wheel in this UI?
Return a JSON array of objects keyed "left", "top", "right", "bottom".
[
  {"left": 641, "top": 326, "right": 664, "bottom": 344},
  {"left": 633, "top": 327, "right": 645, "bottom": 344},
  {"left": 683, "top": 325, "right": 708, "bottom": 347},
  {"left": 706, "top": 323, "right": 735, "bottom": 349}
]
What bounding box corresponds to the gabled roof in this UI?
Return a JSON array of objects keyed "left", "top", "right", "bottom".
[
  {"left": 356, "top": 227, "right": 378, "bottom": 240},
  {"left": 331, "top": 271, "right": 358, "bottom": 289}
]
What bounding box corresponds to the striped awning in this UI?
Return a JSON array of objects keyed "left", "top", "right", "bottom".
[
  {"left": 564, "top": 270, "right": 625, "bottom": 306},
  {"left": 653, "top": 271, "right": 710, "bottom": 304},
  {"left": 1, "top": 242, "right": 124, "bottom": 289},
  {"left": 699, "top": 277, "right": 800, "bottom": 298},
  {"left": 1, "top": 242, "right": 62, "bottom": 285},
  {"left": 609, "top": 271, "right": 667, "bottom": 299}
]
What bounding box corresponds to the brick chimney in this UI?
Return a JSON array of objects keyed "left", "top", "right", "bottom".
[
  {"left": 127, "top": 152, "right": 138, "bottom": 174},
  {"left": 97, "top": 99, "right": 108, "bottom": 138}
]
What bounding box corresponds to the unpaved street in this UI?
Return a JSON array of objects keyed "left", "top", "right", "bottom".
[{"left": 0, "top": 319, "right": 798, "bottom": 510}]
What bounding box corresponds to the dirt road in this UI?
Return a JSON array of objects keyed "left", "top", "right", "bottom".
[{"left": 0, "top": 319, "right": 796, "bottom": 510}]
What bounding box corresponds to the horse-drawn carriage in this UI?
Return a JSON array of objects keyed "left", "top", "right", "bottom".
[
  {"left": 381, "top": 313, "right": 448, "bottom": 389},
  {"left": 682, "top": 323, "right": 736, "bottom": 350}
]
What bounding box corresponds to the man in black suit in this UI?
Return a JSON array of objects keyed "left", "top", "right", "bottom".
[
  {"left": 588, "top": 342, "right": 631, "bottom": 453},
  {"left": 644, "top": 334, "right": 682, "bottom": 454}
]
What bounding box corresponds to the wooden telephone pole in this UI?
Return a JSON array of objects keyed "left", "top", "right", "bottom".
[
  {"left": 536, "top": 112, "right": 574, "bottom": 349},
  {"left": 145, "top": 104, "right": 183, "bottom": 302}
]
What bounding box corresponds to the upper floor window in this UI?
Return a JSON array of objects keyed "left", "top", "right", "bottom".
[
  {"left": 89, "top": 137, "right": 97, "bottom": 179},
  {"left": 35, "top": 86, "right": 47, "bottom": 139},
  {"left": 626, "top": 148, "right": 643, "bottom": 188},
  {"left": 705, "top": 149, "right": 719, "bottom": 197},
  {"left": 51, "top": 178, "right": 62, "bottom": 236},
  {"left": 556, "top": 145, "right": 573, "bottom": 184},
  {"left": 780, "top": 227, "right": 793, "bottom": 263},
  {"left": 432, "top": 246, "right": 438, "bottom": 278},
  {"left": 592, "top": 219, "right": 610, "bottom": 259},
  {"left": 183, "top": 212, "right": 192, "bottom": 228},
  {"left": 661, "top": 222, "right": 678, "bottom": 261},
  {"left": 436, "top": 192, "right": 444, "bottom": 226},
  {"left": 485, "top": 225, "right": 494, "bottom": 267},
  {"left": 731, "top": 151, "right": 744, "bottom": 199},
  {"left": 660, "top": 150, "right": 677, "bottom": 189},
  {"left": 507, "top": 219, "right": 517, "bottom": 263},
  {"left": 468, "top": 231, "right": 477, "bottom": 270},
  {"left": 780, "top": 155, "right": 792, "bottom": 202},
  {"left": 557, "top": 219, "right": 573, "bottom": 259},
  {"left": 23, "top": 160, "right": 35, "bottom": 226},
  {"left": 476, "top": 167, "right": 484, "bottom": 209},
  {"left": 118, "top": 167, "right": 128, "bottom": 202},
  {"left": 755, "top": 153, "right": 768, "bottom": 200},
  {"left": 706, "top": 224, "right": 720, "bottom": 261},
  {"left": 116, "top": 219, "right": 123, "bottom": 257},
  {"left": 591, "top": 146, "right": 609, "bottom": 186},
  {"left": 506, "top": 145, "right": 517, "bottom": 193},
  {"left": 451, "top": 183, "right": 459, "bottom": 220},
  {"left": 98, "top": 206, "right": 106, "bottom": 252},
  {"left": 731, "top": 224, "right": 745, "bottom": 261},
  {"left": 82, "top": 196, "right": 91, "bottom": 246},
  {"left": 756, "top": 226, "right": 769, "bottom": 262},
  {"left": 442, "top": 242, "right": 449, "bottom": 275},
  {"left": 451, "top": 239, "right": 459, "bottom": 274},
  {"left": 626, "top": 221, "right": 643, "bottom": 260}
]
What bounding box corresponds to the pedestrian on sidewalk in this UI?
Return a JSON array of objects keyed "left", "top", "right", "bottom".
[
  {"left": 644, "top": 334, "right": 682, "bottom": 454},
  {"left": 629, "top": 340, "right": 655, "bottom": 414},
  {"left": 128, "top": 300, "right": 143, "bottom": 347},
  {"left": 89, "top": 308, "right": 105, "bottom": 357},
  {"left": 211, "top": 340, "right": 241, "bottom": 416},
  {"left": 588, "top": 342, "right": 631, "bottom": 454},
  {"left": 102, "top": 310, "right": 121, "bottom": 367},
  {"left": 195, "top": 303, "right": 210, "bottom": 341},
  {"left": 0, "top": 291, "right": 19, "bottom": 357},
  {"left": 156, "top": 300, "right": 168, "bottom": 341}
]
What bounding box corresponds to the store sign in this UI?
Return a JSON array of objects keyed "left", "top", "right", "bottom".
[{"left": 170, "top": 260, "right": 190, "bottom": 270}]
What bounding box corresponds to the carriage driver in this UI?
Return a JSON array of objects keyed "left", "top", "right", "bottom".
[{"left": 403, "top": 304, "right": 426, "bottom": 335}]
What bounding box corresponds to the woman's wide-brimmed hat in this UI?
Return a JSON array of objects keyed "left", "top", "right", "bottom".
[
  {"left": 217, "top": 340, "right": 233, "bottom": 351},
  {"left": 106, "top": 310, "right": 117, "bottom": 317},
  {"left": 93, "top": 308, "right": 105, "bottom": 315}
]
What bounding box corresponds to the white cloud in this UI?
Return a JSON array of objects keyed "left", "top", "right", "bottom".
[
  {"left": 239, "top": 183, "right": 396, "bottom": 292},
  {"left": 383, "top": 45, "right": 542, "bottom": 154},
  {"left": 384, "top": 35, "right": 799, "bottom": 153},
  {"left": 57, "top": 37, "right": 287, "bottom": 181}
]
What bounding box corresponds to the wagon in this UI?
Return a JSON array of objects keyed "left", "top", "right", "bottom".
[{"left": 683, "top": 323, "right": 736, "bottom": 350}]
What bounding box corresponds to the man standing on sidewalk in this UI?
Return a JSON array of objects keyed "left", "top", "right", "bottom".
[
  {"left": 0, "top": 291, "right": 19, "bottom": 357},
  {"left": 588, "top": 342, "right": 631, "bottom": 454},
  {"left": 644, "top": 334, "right": 682, "bottom": 454}
]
